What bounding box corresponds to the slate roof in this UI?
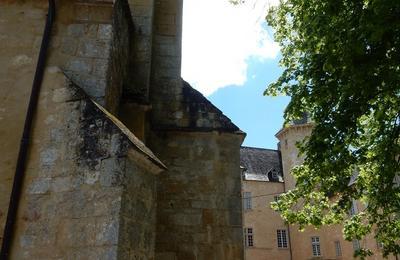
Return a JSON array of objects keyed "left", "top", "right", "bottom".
[
  {"left": 240, "top": 146, "right": 283, "bottom": 182},
  {"left": 182, "top": 80, "right": 243, "bottom": 133}
]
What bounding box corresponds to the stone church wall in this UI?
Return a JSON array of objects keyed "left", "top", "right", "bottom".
[
  {"left": 150, "top": 131, "right": 244, "bottom": 260},
  {"left": 125, "top": 0, "right": 155, "bottom": 101},
  {"left": 0, "top": 2, "right": 50, "bottom": 244},
  {"left": 8, "top": 69, "right": 162, "bottom": 259},
  {"left": 150, "top": 0, "right": 184, "bottom": 127},
  {"left": 0, "top": 1, "right": 163, "bottom": 258},
  {"left": 0, "top": 1, "right": 245, "bottom": 259}
]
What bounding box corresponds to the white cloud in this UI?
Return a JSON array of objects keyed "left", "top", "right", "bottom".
[{"left": 182, "top": 0, "right": 280, "bottom": 96}]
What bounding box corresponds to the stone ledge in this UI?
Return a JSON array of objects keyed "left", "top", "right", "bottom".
[{"left": 63, "top": 71, "right": 167, "bottom": 172}]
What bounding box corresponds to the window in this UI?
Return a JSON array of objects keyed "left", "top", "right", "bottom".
[
  {"left": 243, "top": 192, "right": 252, "bottom": 210},
  {"left": 244, "top": 228, "right": 254, "bottom": 247},
  {"left": 277, "top": 229, "right": 288, "bottom": 248},
  {"left": 377, "top": 240, "right": 384, "bottom": 250},
  {"left": 311, "top": 236, "right": 321, "bottom": 257},
  {"left": 349, "top": 200, "right": 358, "bottom": 216},
  {"left": 268, "top": 169, "right": 280, "bottom": 181},
  {"left": 272, "top": 170, "right": 278, "bottom": 179},
  {"left": 353, "top": 239, "right": 360, "bottom": 251},
  {"left": 334, "top": 241, "right": 342, "bottom": 257}
]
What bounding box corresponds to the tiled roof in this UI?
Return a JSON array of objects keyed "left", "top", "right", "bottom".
[{"left": 240, "top": 146, "right": 283, "bottom": 182}]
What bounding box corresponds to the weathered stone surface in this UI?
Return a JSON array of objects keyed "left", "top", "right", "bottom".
[
  {"left": 98, "top": 24, "right": 113, "bottom": 39},
  {"left": 150, "top": 131, "right": 244, "bottom": 260},
  {"left": 40, "top": 148, "right": 59, "bottom": 166},
  {"left": 77, "top": 39, "right": 111, "bottom": 58},
  {"left": 2, "top": 62, "right": 163, "bottom": 258},
  {"left": 1, "top": 1, "right": 247, "bottom": 260},
  {"left": 28, "top": 178, "right": 51, "bottom": 195},
  {"left": 66, "top": 58, "right": 92, "bottom": 74}
]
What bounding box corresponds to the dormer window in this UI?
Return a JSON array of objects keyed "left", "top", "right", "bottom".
[{"left": 268, "top": 169, "right": 279, "bottom": 181}]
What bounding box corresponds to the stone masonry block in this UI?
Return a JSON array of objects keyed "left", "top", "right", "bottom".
[
  {"left": 40, "top": 148, "right": 59, "bottom": 166},
  {"left": 28, "top": 178, "right": 51, "bottom": 195},
  {"left": 67, "top": 24, "right": 85, "bottom": 37},
  {"left": 23, "top": 9, "right": 46, "bottom": 20},
  {"left": 135, "top": 37, "right": 151, "bottom": 52},
  {"left": 77, "top": 38, "right": 110, "bottom": 58},
  {"left": 157, "top": 57, "right": 180, "bottom": 68},
  {"left": 61, "top": 37, "right": 78, "bottom": 55},
  {"left": 156, "top": 0, "right": 179, "bottom": 14},
  {"left": 88, "top": 5, "right": 113, "bottom": 23},
  {"left": 52, "top": 87, "right": 75, "bottom": 103},
  {"left": 155, "top": 67, "right": 180, "bottom": 78},
  {"left": 85, "top": 24, "right": 99, "bottom": 38},
  {"left": 100, "top": 157, "right": 125, "bottom": 187},
  {"left": 228, "top": 210, "right": 242, "bottom": 226},
  {"left": 157, "top": 43, "right": 177, "bottom": 56},
  {"left": 97, "top": 246, "right": 118, "bottom": 260},
  {"left": 171, "top": 213, "right": 202, "bottom": 226},
  {"left": 130, "top": 0, "right": 152, "bottom": 6},
  {"left": 134, "top": 50, "right": 151, "bottom": 62},
  {"left": 132, "top": 5, "right": 153, "bottom": 17},
  {"left": 93, "top": 58, "right": 109, "bottom": 76},
  {"left": 154, "top": 35, "right": 175, "bottom": 45},
  {"left": 75, "top": 4, "right": 90, "bottom": 21},
  {"left": 95, "top": 217, "right": 119, "bottom": 246},
  {"left": 82, "top": 76, "right": 107, "bottom": 98},
  {"left": 158, "top": 14, "right": 175, "bottom": 25},
  {"left": 59, "top": 218, "right": 96, "bottom": 247},
  {"left": 156, "top": 23, "right": 177, "bottom": 36},
  {"left": 110, "top": 134, "right": 121, "bottom": 156},
  {"left": 65, "top": 58, "right": 92, "bottom": 74},
  {"left": 134, "top": 16, "right": 153, "bottom": 36},
  {"left": 51, "top": 177, "right": 74, "bottom": 193},
  {"left": 84, "top": 170, "right": 100, "bottom": 185},
  {"left": 98, "top": 24, "right": 113, "bottom": 40}
]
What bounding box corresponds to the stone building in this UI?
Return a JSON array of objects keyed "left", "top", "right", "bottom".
[
  {"left": 241, "top": 120, "right": 395, "bottom": 260},
  {"left": 0, "top": 0, "right": 245, "bottom": 259},
  {"left": 240, "top": 147, "right": 290, "bottom": 260}
]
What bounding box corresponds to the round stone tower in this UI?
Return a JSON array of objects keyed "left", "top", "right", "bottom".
[{"left": 275, "top": 115, "right": 313, "bottom": 192}]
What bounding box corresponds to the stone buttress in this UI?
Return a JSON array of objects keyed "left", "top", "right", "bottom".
[{"left": 0, "top": 0, "right": 246, "bottom": 259}]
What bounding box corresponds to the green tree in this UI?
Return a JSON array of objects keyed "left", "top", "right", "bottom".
[{"left": 264, "top": 0, "right": 400, "bottom": 258}]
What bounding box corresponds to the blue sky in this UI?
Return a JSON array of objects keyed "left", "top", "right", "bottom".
[
  {"left": 182, "top": 0, "right": 288, "bottom": 149},
  {"left": 208, "top": 57, "right": 289, "bottom": 149}
]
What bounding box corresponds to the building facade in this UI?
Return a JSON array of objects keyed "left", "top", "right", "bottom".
[
  {"left": 241, "top": 147, "right": 291, "bottom": 260},
  {"left": 241, "top": 120, "right": 395, "bottom": 260}
]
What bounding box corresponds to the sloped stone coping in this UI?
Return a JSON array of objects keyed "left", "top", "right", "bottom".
[{"left": 65, "top": 72, "right": 167, "bottom": 171}]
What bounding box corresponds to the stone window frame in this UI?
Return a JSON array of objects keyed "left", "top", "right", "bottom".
[
  {"left": 243, "top": 192, "right": 252, "bottom": 210},
  {"left": 334, "top": 240, "right": 342, "bottom": 257},
  {"left": 277, "top": 229, "right": 288, "bottom": 249},
  {"left": 349, "top": 200, "right": 358, "bottom": 216},
  {"left": 244, "top": 227, "right": 254, "bottom": 247},
  {"left": 311, "top": 236, "right": 321, "bottom": 257},
  {"left": 353, "top": 239, "right": 361, "bottom": 251}
]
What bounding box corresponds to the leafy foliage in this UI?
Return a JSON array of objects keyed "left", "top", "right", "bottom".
[{"left": 265, "top": 0, "right": 400, "bottom": 257}]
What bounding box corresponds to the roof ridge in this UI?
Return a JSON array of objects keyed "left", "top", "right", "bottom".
[
  {"left": 240, "top": 146, "right": 279, "bottom": 152},
  {"left": 182, "top": 80, "right": 243, "bottom": 133}
]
